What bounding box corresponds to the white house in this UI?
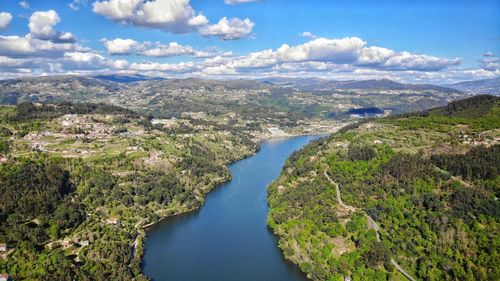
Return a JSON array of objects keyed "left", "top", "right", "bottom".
[{"left": 0, "top": 273, "right": 10, "bottom": 281}]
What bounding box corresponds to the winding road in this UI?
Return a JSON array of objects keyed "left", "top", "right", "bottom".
[{"left": 323, "top": 171, "right": 416, "bottom": 281}]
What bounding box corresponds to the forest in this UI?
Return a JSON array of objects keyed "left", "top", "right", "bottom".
[
  {"left": 268, "top": 95, "right": 500, "bottom": 281},
  {"left": 0, "top": 102, "right": 257, "bottom": 280}
]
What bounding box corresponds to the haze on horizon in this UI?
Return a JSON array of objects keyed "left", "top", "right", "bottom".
[{"left": 0, "top": 0, "right": 498, "bottom": 84}]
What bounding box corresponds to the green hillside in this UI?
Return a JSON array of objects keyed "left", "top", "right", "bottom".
[
  {"left": 0, "top": 102, "right": 257, "bottom": 280},
  {"left": 268, "top": 95, "right": 500, "bottom": 281}
]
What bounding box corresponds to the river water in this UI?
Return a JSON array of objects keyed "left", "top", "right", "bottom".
[{"left": 143, "top": 135, "right": 323, "bottom": 281}]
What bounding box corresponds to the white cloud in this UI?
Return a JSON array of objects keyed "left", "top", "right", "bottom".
[
  {"left": 138, "top": 42, "right": 203, "bottom": 57},
  {"left": 0, "top": 35, "right": 83, "bottom": 58},
  {"left": 0, "top": 12, "right": 13, "bottom": 30},
  {"left": 358, "top": 46, "right": 394, "bottom": 65},
  {"left": 63, "top": 51, "right": 127, "bottom": 70},
  {"left": 28, "top": 10, "right": 75, "bottom": 43},
  {"left": 275, "top": 37, "right": 365, "bottom": 63},
  {"left": 1, "top": 21, "right": 492, "bottom": 84},
  {"left": 92, "top": 0, "right": 254, "bottom": 40},
  {"left": 0, "top": 10, "right": 86, "bottom": 59},
  {"left": 199, "top": 65, "right": 237, "bottom": 76},
  {"left": 0, "top": 56, "right": 34, "bottom": 69},
  {"left": 102, "top": 38, "right": 226, "bottom": 58},
  {"left": 216, "top": 37, "right": 460, "bottom": 72},
  {"left": 0, "top": 10, "right": 127, "bottom": 76},
  {"left": 302, "top": 32, "right": 317, "bottom": 39},
  {"left": 224, "top": 0, "right": 261, "bottom": 5},
  {"left": 103, "top": 38, "right": 138, "bottom": 55},
  {"left": 380, "top": 51, "right": 460, "bottom": 71},
  {"left": 69, "top": 0, "right": 89, "bottom": 11},
  {"left": 92, "top": 0, "right": 208, "bottom": 34},
  {"left": 19, "top": 1, "right": 30, "bottom": 9},
  {"left": 200, "top": 17, "right": 254, "bottom": 40},
  {"left": 129, "top": 61, "right": 196, "bottom": 73}
]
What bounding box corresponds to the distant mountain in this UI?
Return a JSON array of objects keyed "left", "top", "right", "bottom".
[
  {"left": 0, "top": 75, "right": 116, "bottom": 87},
  {"left": 0, "top": 75, "right": 123, "bottom": 104},
  {"left": 0, "top": 75, "right": 122, "bottom": 92},
  {"left": 94, "top": 74, "right": 165, "bottom": 83},
  {"left": 147, "top": 78, "right": 268, "bottom": 90},
  {"left": 445, "top": 77, "right": 500, "bottom": 95},
  {"left": 257, "top": 77, "right": 330, "bottom": 90},
  {"left": 0, "top": 75, "right": 469, "bottom": 118},
  {"left": 330, "top": 79, "right": 460, "bottom": 93},
  {"left": 258, "top": 78, "right": 460, "bottom": 93}
]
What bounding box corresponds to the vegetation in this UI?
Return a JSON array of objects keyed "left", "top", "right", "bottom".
[
  {"left": 0, "top": 76, "right": 472, "bottom": 138},
  {"left": 268, "top": 95, "right": 500, "bottom": 280},
  {"left": 0, "top": 102, "right": 257, "bottom": 280}
]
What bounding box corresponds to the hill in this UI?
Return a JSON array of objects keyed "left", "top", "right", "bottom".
[
  {"left": 330, "top": 79, "right": 460, "bottom": 93},
  {"left": 259, "top": 77, "right": 461, "bottom": 93},
  {"left": 267, "top": 95, "right": 500, "bottom": 281},
  {"left": 0, "top": 76, "right": 472, "bottom": 137},
  {"left": 93, "top": 74, "right": 165, "bottom": 83},
  {"left": 0, "top": 102, "right": 257, "bottom": 279},
  {"left": 445, "top": 77, "right": 500, "bottom": 95}
]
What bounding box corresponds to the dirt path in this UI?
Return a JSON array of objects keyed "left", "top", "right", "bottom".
[
  {"left": 324, "top": 170, "right": 416, "bottom": 281},
  {"left": 391, "top": 258, "right": 417, "bottom": 281},
  {"left": 323, "top": 171, "right": 356, "bottom": 212}
]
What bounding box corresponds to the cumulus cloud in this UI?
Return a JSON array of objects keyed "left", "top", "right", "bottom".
[
  {"left": 63, "top": 51, "right": 127, "bottom": 70},
  {"left": 102, "top": 38, "right": 138, "bottom": 55},
  {"left": 302, "top": 32, "right": 318, "bottom": 39},
  {"left": 69, "top": 0, "right": 89, "bottom": 11},
  {"left": 0, "top": 10, "right": 103, "bottom": 67},
  {"left": 0, "top": 10, "right": 127, "bottom": 76},
  {"left": 0, "top": 50, "right": 126, "bottom": 77},
  {"left": 0, "top": 10, "right": 88, "bottom": 60},
  {"left": 0, "top": 12, "right": 13, "bottom": 30},
  {"left": 0, "top": 19, "right": 489, "bottom": 84},
  {"left": 0, "top": 35, "right": 84, "bottom": 58},
  {"left": 211, "top": 37, "right": 460, "bottom": 72},
  {"left": 276, "top": 37, "right": 365, "bottom": 63},
  {"left": 28, "top": 10, "right": 75, "bottom": 43},
  {"left": 224, "top": 0, "right": 261, "bottom": 5},
  {"left": 379, "top": 51, "right": 460, "bottom": 71},
  {"left": 0, "top": 56, "right": 35, "bottom": 70},
  {"left": 19, "top": 1, "right": 30, "bottom": 9},
  {"left": 92, "top": 0, "right": 254, "bottom": 39},
  {"left": 132, "top": 36, "right": 462, "bottom": 81},
  {"left": 92, "top": 0, "right": 209, "bottom": 33},
  {"left": 199, "top": 17, "right": 255, "bottom": 40},
  {"left": 129, "top": 61, "right": 196, "bottom": 73},
  {"left": 138, "top": 42, "right": 221, "bottom": 58},
  {"left": 102, "top": 38, "right": 227, "bottom": 58}
]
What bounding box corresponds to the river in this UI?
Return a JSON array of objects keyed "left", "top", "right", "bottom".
[{"left": 143, "top": 135, "right": 324, "bottom": 281}]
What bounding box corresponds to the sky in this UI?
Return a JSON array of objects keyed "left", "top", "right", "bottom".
[{"left": 0, "top": 0, "right": 498, "bottom": 84}]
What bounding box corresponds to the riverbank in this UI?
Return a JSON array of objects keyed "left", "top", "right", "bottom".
[
  {"left": 137, "top": 130, "right": 338, "bottom": 280},
  {"left": 140, "top": 130, "right": 335, "bottom": 231},
  {"left": 142, "top": 135, "right": 324, "bottom": 281}
]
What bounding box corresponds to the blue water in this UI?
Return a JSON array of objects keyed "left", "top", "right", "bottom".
[{"left": 143, "top": 135, "right": 323, "bottom": 281}]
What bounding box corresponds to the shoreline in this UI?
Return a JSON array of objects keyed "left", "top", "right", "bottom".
[
  {"left": 140, "top": 130, "right": 335, "bottom": 232},
  {"left": 137, "top": 129, "right": 340, "bottom": 278},
  {"left": 140, "top": 132, "right": 325, "bottom": 280}
]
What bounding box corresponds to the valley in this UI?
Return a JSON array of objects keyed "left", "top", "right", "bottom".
[{"left": 0, "top": 77, "right": 497, "bottom": 281}]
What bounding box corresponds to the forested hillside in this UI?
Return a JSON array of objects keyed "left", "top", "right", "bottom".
[
  {"left": 0, "top": 102, "right": 257, "bottom": 280},
  {"left": 268, "top": 95, "right": 500, "bottom": 281}
]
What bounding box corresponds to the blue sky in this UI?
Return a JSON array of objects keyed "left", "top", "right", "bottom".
[{"left": 0, "top": 0, "right": 498, "bottom": 83}]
